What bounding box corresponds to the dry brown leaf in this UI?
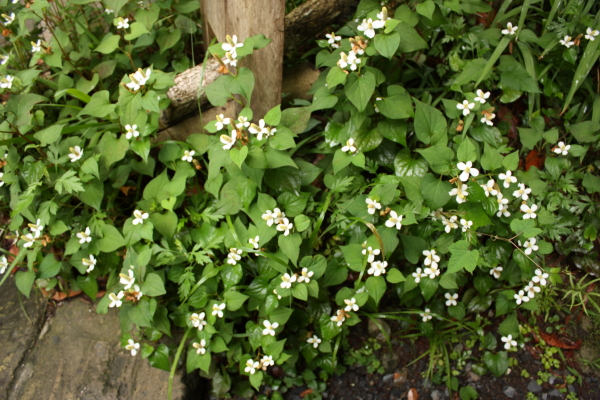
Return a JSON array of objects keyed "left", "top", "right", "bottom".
[
  {"left": 407, "top": 388, "right": 419, "bottom": 400},
  {"left": 300, "top": 388, "right": 313, "bottom": 397}
]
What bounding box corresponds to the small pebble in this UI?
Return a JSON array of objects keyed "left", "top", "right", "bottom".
[
  {"left": 528, "top": 380, "right": 543, "bottom": 394},
  {"left": 502, "top": 385, "right": 516, "bottom": 398},
  {"left": 430, "top": 389, "right": 442, "bottom": 400}
]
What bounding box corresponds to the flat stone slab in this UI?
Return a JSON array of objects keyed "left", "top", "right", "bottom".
[{"left": 1, "top": 283, "right": 185, "bottom": 400}]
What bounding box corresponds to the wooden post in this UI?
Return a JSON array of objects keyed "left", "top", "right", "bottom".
[{"left": 200, "top": 0, "right": 285, "bottom": 120}]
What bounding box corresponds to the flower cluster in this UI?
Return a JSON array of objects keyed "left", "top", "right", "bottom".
[
  {"left": 221, "top": 35, "right": 244, "bottom": 67},
  {"left": 514, "top": 268, "right": 548, "bottom": 305},
  {"left": 126, "top": 68, "right": 151, "bottom": 92},
  {"left": 262, "top": 207, "right": 294, "bottom": 236}
]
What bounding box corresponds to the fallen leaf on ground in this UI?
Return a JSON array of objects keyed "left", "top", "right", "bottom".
[
  {"left": 407, "top": 387, "right": 419, "bottom": 400},
  {"left": 300, "top": 388, "right": 313, "bottom": 397},
  {"left": 539, "top": 332, "right": 582, "bottom": 350}
]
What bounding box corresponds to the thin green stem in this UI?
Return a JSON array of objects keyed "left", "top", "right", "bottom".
[{"left": 168, "top": 327, "right": 191, "bottom": 400}]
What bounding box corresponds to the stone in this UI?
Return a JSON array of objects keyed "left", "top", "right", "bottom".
[
  {"left": 527, "top": 380, "right": 543, "bottom": 394},
  {"left": 548, "top": 388, "right": 562, "bottom": 399},
  {"left": 382, "top": 374, "right": 394, "bottom": 383},
  {"left": 367, "top": 317, "right": 391, "bottom": 338},
  {"left": 393, "top": 369, "right": 408, "bottom": 388},
  {"left": 502, "top": 385, "right": 516, "bottom": 398},
  {"left": 380, "top": 350, "right": 400, "bottom": 373},
  {"left": 430, "top": 389, "right": 443, "bottom": 400},
  {"left": 466, "top": 371, "right": 480, "bottom": 382},
  {"left": 568, "top": 385, "right": 577, "bottom": 394}
]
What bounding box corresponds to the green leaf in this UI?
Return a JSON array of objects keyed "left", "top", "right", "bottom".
[
  {"left": 124, "top": 22, "right": 150, "bottom": 41},
  {"left": 151, "top": 210, "right": 177, "bottom": 237},
  {"left": 480, "top": 143, "right": 503, "bottom": 171},
  {"left": 399, "top": 234, "right": 428, "bottom": 264},
  {"left": 366, "top": 276, "right": 386, "bottom": 304},
  {"left": 376, "top": 91, "right": 413, "bottom": 120},
  {"left": 54, "top": 170, "right": 84, "bottom": 194},
  {"left": 562, "top": 32, "right": 600, "bottom": 113},
  {"left": 264, "top": 104, "right": 282, "bottom": 126},
  {"left": 413, "top": 99, "right": 447, "bottom": 145},
  {"left": 394, "top": 153, "right": 428, "bottom": 177},
  {"left": 340, "top": 244, "right": 365, "bottom": 272},
  {"left": 15, "top": 270, "right": 36, "bottom": 298},
  {"left": 280, "top": 107, "right": 311, "bottom": 134},
  {"left": 149, "top": 344, "right": 170, "bottom": 371},
  {"left": 78, "top": 179, "right": 103, "bottom": 211},
  {"left": 420, "top": 276, "right": 439, "bottom": 301},
  {"left": 142, "top": 273, "right": 166, "bottom": 296},
  {"left": 415, "top": 0, "right": 435, "bottom": 19},
  {"left": 459, "top": 385, "right": 478, "bottom": 400},
  {"left": 483, "top": 351, "right": 509, "bottom": 377},
  {"left": 94, "top": 34, "right": 121, "bottom": 54},
  {"left": 447, "top": 240, "right": 479, "bottom": 274},
  {"left": 345, "top": 72, "right": 376, "bottom": 112},
  {"left": 502, "top": 151, "right": 519, "bottom": 171},
  {"left": 518, "top": 127, "right": 543, "bottom": 150},
  {"left": 498, "top": 57, "right": 540, "bottom": 93},
  {"left": 421, "top": 173, "right": 451, "bottom": 209},
  {"left": 509, "top": 219, "right": 541, "bottom": 239},
  {"left": 224, "top": 291, "right": 249, "bottom": 311},
  {"left": 387, "top": 268, "right": 405, "bottom": 283},
  {"left": 416, "top": 146, "right": 454, "bottom": 175},
  {"left": 157, "top": 28, "right": 181, "bottom": 53},
  {"left": 374, "top": 31, "right": 400, "bottom": 58},
  {"left": 278, "top": 233, "right": 301, "bottom": 266},
  {"left": 326, "top": 67, "right": 347, "bottom": 88},
  {"left": 77, "top": 275, "right": 98, "bottom": 300},
  {"left": 475, "top": 37, "right": 510, "bottom": 87},
  {"left": 249, "top": 371, "right": 263, "bottom": 390},
  {"left": 230, "top": 146, "right": 248, "bottom": 169},
  {"left": 457, "top": 138, "right": 477, "bottom": 163},
  {"left": 269, "top": 127, "right": 296, "bottom": 150},
  {"left": 38, "top": 253, "right": 62, "bottom": 279},
  {"left": 34, "top": 124, "right": 65, "bottom": 146},
  {"left": 394, "top": 22, "right": 428, "bottom": 52},
  {"left": 264, "top": 147, "right": 297, "bottom": 169},
  {"left": 319, "top": 313, "right": 342, "bottom": 341},
  {"left": 292, "top": 284, "right": 308, "bottom": 301},
  {"left": 98, "top": 224, "right": 126, "bottom": 252},
  {"left": 332, "top": 149, "right": 353, "bottom": 174},
  {"left": 228, "top": 68, "right": 255, "bottom": 102},
  {"left": 205, "top": 75, "right": 232, "bottom": 106}
]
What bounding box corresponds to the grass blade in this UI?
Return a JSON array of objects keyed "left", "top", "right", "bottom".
[
  {"left": 475, "top": 37, "right": 510, "bottom": 87},
  {"left": 561, "top": 29, "right": 600, "bottom": 114}
]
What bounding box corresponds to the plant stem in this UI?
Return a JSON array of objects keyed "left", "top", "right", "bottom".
[{"left": 168, "top": 327, "right": 191, "bottom": 400}]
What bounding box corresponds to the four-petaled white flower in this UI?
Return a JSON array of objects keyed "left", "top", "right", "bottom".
[
  {"left": 248, "top": 236, "right": 260, "bottom": 250},
  {"left": 262, "top": 208, "right": 283, "bottom": 226},
  {"left": 220, "top": 130, "right": 237, "bottom": 150},
  {"left": 521, "top": 203, "right": 538, "bottom": 219},
  {"left": 212, "top": 302, "right": 226, "bottom": 318},
  {"left": 109, "top": 291, "right": 124, "bottom": 308},
  {"left": 280, "top": 273, "right": 297, "bottom": 289},
  {"left": 366, "top": 198, "right": 381, "bottom": 215},
  {"left": 344, "top": 297, "right": 359, "bottom": 312},
  {"left": 385, "top": 210, "right": 403, "bottom": 230},
  {"left": 297, "top": 267, "right": 314, "bottom": 283},
  {"left": 424, "top": 264, "right": 440, "bottom": 279},
  {"left": 501, "top": 334, "right": 518, "bottom": 350},
  {"left": 215, "top": 114, "right": 231, "bottom": 131},
  {"left": 337, "top": 51, "right": 361, "bottom": 71},
  {"left": 559, "top": 35, "right": 575, "bottom": 48},
  {"left": 126, "top": 68, "right": 151, "bottom": 91},
  {"left": 341, "top": 138, "right": 357, "bottom": 153},
  {"left": 445, "top": 293, "right": 458, "bottom": 307},
  {"left": 362, "top": 246, "right": 380, "bottom": 263},
  {"left": 0, "top": 256, "right": 7, "bottom": 275},
  {"left": 513, "top": 183, "right": 531, "bottom": 200},
  {"left": 69, "top": 146, "right": 83, "bottom": 162},
  {"left": 248, "top": 119, "right": 275, "bottom": 141},
  {"left": 119, "top": 268, "right": 136, "bottom": 289},
  {"left": 82, "top": 254, "right": 97, "bottom": 273},
  {"left": 449, "top": 184, "right": 469, "bottom": 204},
  {"left": 498, "top": 170, "right": 517, "bottom": 188},
  {"left": 182, "top": 150, "right": 195, "bottom": 162},
  {"left": 125, "top": 339, "right": 140, "bottom": 356},
  {"left": 276, "top": 218, "right": 293, "bottom": 236},
  {"left": 132, "top": 209, "right": 149, "bottom": 225},
  {"left": 522, "top": 238, "right": 538, "bottom": 255},
  {"left": 125, "top": 124, "right": 139, "bottom": 140},
  {"left": 105, "top": 8, "right": 114, "bottom": 14},
  {"left": 357, "top": 18, "right": 384, "bottom": 39},
  {"left": 260, "top": 355, "right": 274, "bottom": 369},
  {"left": 442, "top": 215, "right": 459, "bottom": 233},
  {"left": 502, "top": 22, "right": 518, "bottom": 35},
  {"left": 457, "top": 161, "right": 480, "bottom": 182},
  {"left": 307, "top": 335, "right": 322, "bottom": 348},
  {"left": 326, "top": 32, "right": 342, "bottom": 44},
  {"left": 456, "top": 100, "right": 475, "bottom": 116},
  {"left": 193, "top": 339, "right": 207, "bottom": 355},
  {"left": 368, "top": 260, "right": 387, "bottom": 276},
  {"left": 31, "top": 40, "right": 42, "bottom": 53},
  {"left": 490, "top": 266, "right": 503, "bottom": 279},
  {"left": 3, "top": 13, "right": 15, "bottom": 25},
  {"left": 0, "top": 75, "right": 14, "bottom": 89},
  {"left": 222, "top": 51, "right": 238, "bottom": 67},
  {"left": 222, "top": 35, "right": 244, "bottom": 57},
  {"left": 412, "top": 268, "right": 424, "bottom": 283},
  {"left": 236, "top": 116, "right": 250, "bottom": 129},
  {"left": 331, "top": 309, "right": 346, "bottom": 326},
  {"left": 22, "top": 233, "right": 36, "bottom": 248},
  {"left": 514, "top": 290, "right": 530, "bottom": 305},
  {"left": 481, "top": 112, "right": 495, "bottom": 126},
  {"left": 77, "top": 227, "right": 92, "bottom": 244},
  {"left": 227, "top": 248, "right": 242, "bottom": 265},
  {"left": 262, "top": 320, "right": 279, "bottom": 336},
  {"left": 496, "top": 194, "right": 510, "bottom": 217},
  {"left": 420, "top": 308, "right": 432, "bottom": 322},
  {"left": 28, "top": 219, "right": 44, "bottom": 238},
  {"left": 190, "top": 312, "right": 207, "bottom": 330},
  {"left": 524, "top": 281, "right": 540, "bottom": 298},
  {"left": 116, "top": 17, "right": 130, "bottom": 30},
  {"left": 474, "top": 89, "right": 490, "bottom": 104},
  {"left": 245, "top": 359, "right": 259, "bottom": 375},
  {"left": 423, "top": 249, "right": 440, "bottom": 269},
  {"left": 532, "top": 269, "right": 548, "bottom": 286},
  {"left": 460, "top": 219, "right": 473, "bottom": 233},
  {"left": 481, "top": 179, "right": 498, "bottom": 197},
  {"left": 554, "top": 141, "right": 570, "bottom": 156},
  {"left": 585, "top": 27, "right": 599, "bottom": 41}
]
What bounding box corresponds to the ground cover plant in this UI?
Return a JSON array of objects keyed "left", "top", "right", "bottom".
[{"left": 1, "top": 0, "right": 600, "bottom": 399}]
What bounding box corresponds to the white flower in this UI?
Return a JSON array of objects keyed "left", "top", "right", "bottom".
[
  {"left": 554, "top": 141, "right": 570, "bottom": 156},
  {"left": 273, "top": 289, "right": 282, "bottom": 300},
  {"left": 474, "top": 89, "right": 490, "bottom": 104},
  {"left": 331, "top": 309, "right": 346, "bottom": 326},
  {"left": 481, "top": 180, "right": 498, "bottom": 197},
  {"left": 0, "top": 172, "right": 3, "bottom": 187},
  {"left": 0, "top": 256, "right": 7, "bottom": 275},
  {"left": 385, "top": 211, "right": 403, "bottom": 230},
  {"left": 522, "top": 238, "right": 538, "bottom": 255},
  {"left": 420, "top": 308, "right": 432, "bottom": 322},
  {"left": 262, "top": 320, "right": 279, "bottom": 336},
  {"left": 0, "top": 55, "right": 9, "bottom": 65},
  {"left": 442, "top": 215, "right": 459, "bottom": 233},
  {"left": 193, "top": 339, "right": 207, "bottom": 355},
  {"left": 585, "top": 27, "right": 599, "bottom": 41},
  {"left": 514, "top": 290, "right": 530, "bottom": 305},
  {"left": 297, "top": 267, "right": 314, "bottom": 283},
  {"left": 132, "top": 209, "right": 149, "bottom": 225},
  {"left": 105, "top": 8, "right": 114, "bottom": 14},
  {"left": 368, "top": 260, "right": 387, "bottom": 276},
  {"left": 261, "top": 209, "right": 274, "bottom": 226},
  {"left": 248, "top": 119, "right": 272, "bottom": 141},
  {"left": 260, "top": 355, "right": 274, "bottom": 369},
  {"left": 119, "top": 269, "right": 135, "bottom": 290},
  {"left": 126, "top": 68, "right": 151, "bottom": 91},
  {"left": 32, "top": 40, "right": 44, "bottom": 53},
  {"left": 456, "top": 100, "right": 475, "bottom": 116},
  {"left": 68, "top": 146, "right": 83, "bottom": 162},
  {"left": 236, "top": 116, "right": 250, "bottom": 129},
  {"left": 362, "top": 246, "right": 381, "bottom": 263},
  {"left": 3, "top": 13, "right": 15, "bottom": 25},
  {"left": 499, "top": 170, "right": 517, "bottom": 188},
  {"left": 248, "top": 236, "right": 260, "bottom": 250},
  {"left": 124, "top": 124, "right": 139, "bottom": 140},
  {"left": 307, "top": 335, "right": 322, "bottom": 348},
  {"left": 376, "top": 7, "right": 390, "bottom": 23},
  {"left": 222, "top": 51, "right": 238, "bottom": 67},
  {"left": 108, "top": 291, "right": 124, "bottom": 308},
  {"left": 481, "top": 112, "right": 495, "bottom": 126},
  {"left": 190, "top": 312, "right": 207, "bottom": 330},
  {"left": 366, "top": 198, "right": 382, "bottom": 215},
  {"left": 445, "top": 293, "right": 458, "bottom": 307},
  {"left": 82, "top": 255, "right": 97, "bottom": 273},
  {"left": 532, "top": 269, "right": 548, "bottom": 286},
  {"left": 423, "top": 264, "right": 440, "bottom": 279},
  {"left": 116, "top": 17, "right": 130, "bottom": 30},
  {"left": 337, "top": 51, "right": 361, "bottom": 71},
  {"left": 412, "top": 268, "right": 424, "bottom": 283},
  {"left": 524, "top": 281, "right": 540, "bottom": 298},
  {"left": 357, "top": 18, "right": 383, "bottom": 39},
  {"left": 280, "top": 273, "right": 297, "bottom": 289},
  {"left": 227, "top": 248, "right": 242, "bottom": 265},
  {"left": 559, "top": 35, "right": 575, "bottom": 48},
  {"left": 513, "top": 183, "right": 531, "bottom": 200},
  {"left": 344, "top": 297, "right": 359, "bottom": 312},
  {"left": 326, "top": 32, "right": 342, "bottom": 44},
  {"left": 222, "top": 35, "right": 243, "bottom": 57},
  {"left": 276, "top": 218, "right": 293, "bottom": 236},
  {"left": 457, "top": 161, "right": 479, "bottom": 182},
  {"left": 460, "top": 219, "right": 473, "bottom": 233},
  {"left": 341, "top": 138, "right": 357, "bottom": 153},
  {"left": 245, "top": 359, "right": 259, "bottom": 375},
  {"left": 423, "top": 249, "right": 440, "bottom": 269},
  {"left": 215, "top": 114, "right": 231, "bottom": 131},
  {"left": 77, "top": 227, "right": 92, "bottom": 244},
  {"left": 502, "top": 22, "right": 518, "bottom": 35},
  {"left": 490, "top": 266, "right": 503, "bottom": 279},
  {"left": 22, "top": 233, "right": 36, "bottom": 248},
  {"left": 449, "top": 184, "right": 469, "bottom": 204},
  {"left": 501, "top": 334, "right": 518, "bottom": 350},
  {"left": 130, "top": 284, "right": 143, "bottom": 301},
  {"left": 496, "top": 194, "right": 510, "bottom": 218},
  {"left": 521, "top": 203, "right": 538, "bottom": 219},
  {"left": 125, "top": 339, "right": 140, "bottom": 356},
  {"left": 28, "top": 219, "right": 44, "bottom": 238},
  {"left": 220, "top": 130, "right": 237, "bottom": 150},
  {"left": 182, "top": 150, "right": 195, "bottom": 162},
  {"left": 212, "top": 302, "right": 226, "bottom": 318},
  {"left": 0, "top": 75, "right": 14, "bottom": 89}
]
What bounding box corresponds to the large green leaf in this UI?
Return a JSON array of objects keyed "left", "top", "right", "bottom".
[
  {"left": 345, "top": 72, "right": 376, "bottom": 112},
  {"left": 413, "top": 99, "right": 447, "bottom": 145}
]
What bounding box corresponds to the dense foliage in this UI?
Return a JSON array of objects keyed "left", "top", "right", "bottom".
[{"left": 1, "top": 0, "right": 600, "bottom": 398}]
